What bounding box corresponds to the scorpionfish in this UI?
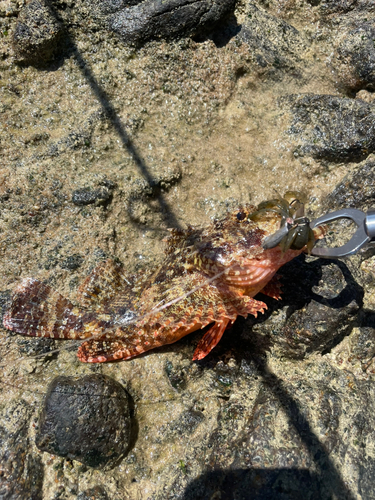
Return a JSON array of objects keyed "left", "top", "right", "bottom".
[{"left": 3, "top": 193, "right": 322, "bottom": 362}]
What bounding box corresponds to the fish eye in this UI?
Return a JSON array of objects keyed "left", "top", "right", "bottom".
[{"left": 236, "top": 211, "right": 247, "bottom": 221}]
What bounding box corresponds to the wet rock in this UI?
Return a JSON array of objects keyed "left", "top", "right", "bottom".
[
  {"left": 251, "top": 257, "right": 363, "bottom": 359},
  {"left": 282, "top": 94, "right": 375, "bottom": 162},
  {"left": 333, "top": 23, "right": 375, "bottom": 91},
  {"left": 59, "top": 253, "right": 84, "bottom": 270},
  {"left": 169, "top": 409, "right": 204, "bottom": 435},
  {"left": 35, "top": 374, "right": 132, "bottom": 469},
  {"left": 165, "top": 360, "right": 187, "bottom": 390},
  {"left": 13, "top": 0, "right": 65, "bottom": 66},
  {"left": 0, "top": 290, "right": 11, "bottom": 324},
  {"left": 108, "top": 0, "right": 236, "bottom": 45},
  {"left": 90, "top": 0, "right": 149, "bottom": 16},
  {"left": 77, "top": 485, "right": 109, "bottom": 500},
  {"left": 41, "top": 110, "right": 105, "bottom": 159},
  {"left": 238, "top": 4, "right": 307, "bottom": 75},
  {"left": 15, "top": 336, "right": 56, "bottom": 356},
  {"left": 182, "top": 468, "right": 323, "bottom": 500},
  {"left": 323, "top": 154, "right": 375, "bottom": 211},
  {"left": 72, "top": 186, "right": 113, "bottom": 206},
  {"left": 175, "top": 360, "right": 372, "bottom": 500},
  {"left": 0, "top": 399, "right": 44, "bottom": 500},
  {"left": 348, "top": 323, "right": 375, "bottom": 366},
  {"left": 318, "top": 0, "right": 375, "bottom": 16}
]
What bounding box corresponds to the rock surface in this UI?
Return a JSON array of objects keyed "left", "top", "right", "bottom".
[
  {"left": 1, "top": 0, "right": 375, "bottom": 498},
  {"left": 250, "top": 256, "right": 363, "bottom": 359},
  {"left": 238, "top": 4, "right": 307, "bottom": 77},
  {"left": 13, "top": 0, "right": 65, "bottom": 66},
  {"left": 282, "top": 94, "right": 375, "bottom": 162},
  {"left": 108, "top": 0, "right": 236, "bottom": 45},
  {"left": 0, "top": 399, "right": 44, "bottom": 500},
  {"left": 333, "top": 23, "right": 375, "bottom": 91},
  {"left": 324, "top": 154, "right": 375, "bottom": 211}
]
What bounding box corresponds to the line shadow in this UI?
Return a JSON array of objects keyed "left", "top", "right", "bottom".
[
  {"left": 44, "top": 3, "right": 183, "bottom": 231},
  {"left": 183, "top": 467, "right": 328, "bottom": 500},
  {"left": 182, "top": 354, "right": 356, "bottom": 500}
]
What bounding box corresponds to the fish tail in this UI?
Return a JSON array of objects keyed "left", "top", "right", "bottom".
[{"left": 3, "top": 278, "right": 98, "bottom": 340}]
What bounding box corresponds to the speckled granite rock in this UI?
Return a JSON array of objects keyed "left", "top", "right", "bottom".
[
  {"left": 13, "top": 0, "right": 65, "bottom": 66},
  {"left": 332, "top": 23, "right": 375, "bottom": 91},
  {"left": 318, "top": 0, "right": 375, "bottom": 16},
  {"left": 282, "top": 94, "right": 375, "bottom": 162},
  {"left": 77, "top": 485, "right": 110, "bottom": 500},
  {"left": 324, "top": 155, "right": 375, "bottom": 211},
  {"left": 0, "top": 399, "right": 44, "bottom": 500},
  {"left": 238, "top": 4, "right": 307, "bottom": 76},
  {"left": 35, "top": 375, "right": 132, "bottom": 469}
]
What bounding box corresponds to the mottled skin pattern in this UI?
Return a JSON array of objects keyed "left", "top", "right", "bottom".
[{"left": 3, "top": 200, "right": 318, "bottom": 362}]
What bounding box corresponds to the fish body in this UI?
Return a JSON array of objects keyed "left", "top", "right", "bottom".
[{"left": 3, "top": 197, "right": 317, "bottom": 362}]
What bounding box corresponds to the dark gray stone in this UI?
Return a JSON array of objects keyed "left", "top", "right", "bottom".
[
  {"left": 59, "top": 253, "right": 84, "bottom": 270},
  {"left": 359, "top": 457, "right": 375, "bottom": 500},
  {"left": 0, "top": 290, "right": 11, "bottom": 325},
  {"left": 349, "top": 324, "right": 375, "bottom": 366},
  {"left": 13, "top": 0, "right": 65, "bottom": 66},
  {"left": 282, "top": 94, "right": 375, "bottom": 162},
  {"left": 91, "top": 0, "right": 142, "bottom": 15},
  {"left": 279, "top": 262, "right": 361, "bottom": 358},
  {"left": 238, "top": 4, "right": 306, "bottom": 75},
  {"left": 318, "top": 0, "right": 375, "bottom": 16},
  {"left": 0, "top": 400, "right": 44, "bottom": 500},
  {"left": 324, "top": 155, "right": 375, "bottom": 211},
  {"left": 334, "top": 24, "right": 375, "bottom": 91},
  {"left": 108, "top": 0, "right": 236, "bottom": 45},
  {"left": 77, "top": 485, "right": 109, "bottom": 500},
  {"left": 72, "top": 187, "right": 113, "bottom": 206},
  {"left": 35, "top": 375, "right": 132, "bottom": 469}
]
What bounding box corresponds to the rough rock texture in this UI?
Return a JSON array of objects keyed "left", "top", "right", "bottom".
[
  {"left": 318, "top": 0, "right": 375, "bottom": 16},
  {"left": 238, "top": 4, "right": 307, "bottom": 77},
  {"left": 324, "top": 154, "right": 375, "bottom": 211},
  {"left": 250, "top": 256, "right": 363, "bottom": 359},
  {"left": 2, "top": 0, "right": 375, "bottom": 498},
  {"left": 13, "top": 0, "right": 65, "bottom": 66},
  {"left": 71, "top": 186, "right": 113, "bottom": 206},
  {"left": 282, "top": 94, "right": 375, "bottom": 161},
  {"left": 77, "top": 486, "right": 110, "bottom": 500},
  {"left": 35, "top": 375, "right": 132, "bottom": 469},
  {"left": 108, "top": 0, "right": 236, "bottom": 45},
  {"left": 333, "top": 23, "right": 375, "bottom": 92},
  {"left": 0, "top": 399, "right": 44, "bottom": 500}
]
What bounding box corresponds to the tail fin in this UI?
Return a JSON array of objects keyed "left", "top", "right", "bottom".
[{"left": 3, "top": 278, "right": 95, "bottom": 340}]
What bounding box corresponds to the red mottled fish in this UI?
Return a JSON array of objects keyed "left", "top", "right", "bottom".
[{"left": 3, "top": 193, "right": 324, "bottom": 362}]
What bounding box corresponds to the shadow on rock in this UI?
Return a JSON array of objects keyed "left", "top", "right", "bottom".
[
  {"left": 241, "top": 255, "right": 364, "bottom": 359},
  {"left": 182, "top": 468, "right": 324, "bottom": 500}
]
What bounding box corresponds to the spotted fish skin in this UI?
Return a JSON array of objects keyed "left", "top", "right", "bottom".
[{"left": 3, "top": 201, "right": 313, "bottom": 363}]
